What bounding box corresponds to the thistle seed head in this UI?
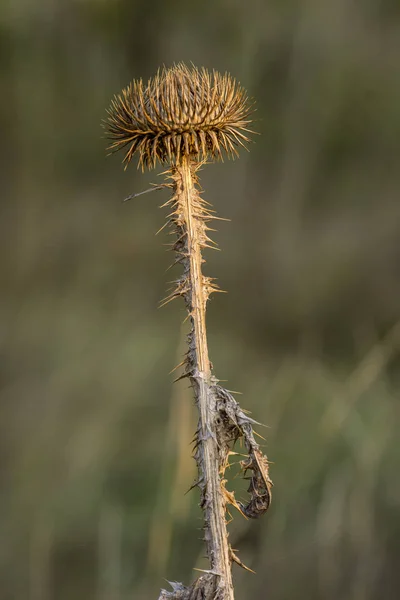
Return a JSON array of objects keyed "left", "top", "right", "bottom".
[{"left": 105, "top": 63, "right": 254, "bottom": 170}]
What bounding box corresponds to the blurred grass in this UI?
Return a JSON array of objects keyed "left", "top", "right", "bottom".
[{"left": 1, "top": 0, "right": 400, "bottom": 599}]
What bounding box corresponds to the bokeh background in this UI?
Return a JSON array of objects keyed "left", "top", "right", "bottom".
[{"left": 1, "top": 0, "right": 400, "bottom": 599}]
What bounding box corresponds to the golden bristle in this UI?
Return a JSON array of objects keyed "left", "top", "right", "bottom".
[{"left": 105, "top": 63, "right": 254, "bottom": 170}]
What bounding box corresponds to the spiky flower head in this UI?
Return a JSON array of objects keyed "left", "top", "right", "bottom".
[{"left": 105, "top": 63, "right": 254, "bottom": 170}]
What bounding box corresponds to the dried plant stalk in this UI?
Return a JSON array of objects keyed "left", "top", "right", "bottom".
[{"left": 105, "top": 64, "right": 273, "bottom": 600}]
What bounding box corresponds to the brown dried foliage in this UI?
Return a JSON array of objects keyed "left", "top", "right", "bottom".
[
  {"left": 105, "top": 64, "right": 272, "bottom": 600},
  {"left": 105, "top": 63, "right": 254, "bottom": 170}
]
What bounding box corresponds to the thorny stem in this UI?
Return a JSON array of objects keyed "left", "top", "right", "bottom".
[
  {"left": 175, "top": 156, "right": 234, "bottom": 599},
  {"left": 158, "top": 156, "right": 273, "bottom": 600}
]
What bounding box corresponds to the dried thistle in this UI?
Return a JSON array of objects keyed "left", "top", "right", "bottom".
[
  {"left": 105, "top": 63, "right": 272, "bottom": 600},
  {"left": 106, "top": 63, "right": 253, "bottom": 169}
]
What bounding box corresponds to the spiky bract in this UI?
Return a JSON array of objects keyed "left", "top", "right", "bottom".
[{"left": 105, "top": 63, "right": 254, "bottom": 170}]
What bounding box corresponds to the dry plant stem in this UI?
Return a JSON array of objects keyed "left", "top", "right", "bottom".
[
  {"left": 158, "top": 156, "right": 273, "bottom": 600},
  {"left": 175, "top": 156, "right": 233, "bottom": 600}
]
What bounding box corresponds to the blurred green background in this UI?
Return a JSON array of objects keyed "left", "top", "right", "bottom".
[{"left": 1, "top": 0, "right": 400, "bottom": 599}]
